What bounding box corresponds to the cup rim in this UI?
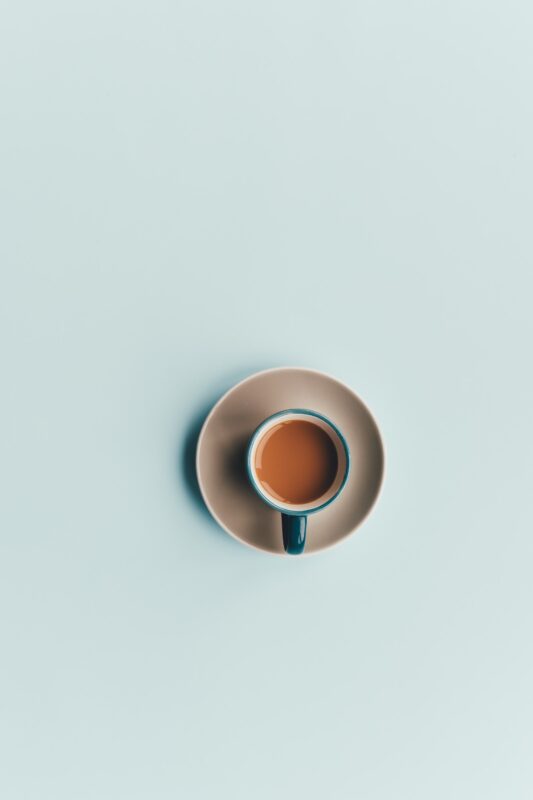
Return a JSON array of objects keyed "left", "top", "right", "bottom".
[{"left": 246, "top": 408, "right": 351, "bottom": 516}]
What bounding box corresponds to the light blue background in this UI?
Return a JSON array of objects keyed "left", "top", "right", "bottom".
[{"left": 1, "top": 1, "right": 532, "bottom": 798}]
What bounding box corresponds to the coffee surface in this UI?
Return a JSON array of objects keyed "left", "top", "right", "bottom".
[{"left": 255, "top": 420, "right": 338, "bottom": 505}]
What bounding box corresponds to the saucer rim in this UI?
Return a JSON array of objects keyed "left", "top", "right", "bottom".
[{"left": 195, "top": 366, "right": 386, "bottom": 557}]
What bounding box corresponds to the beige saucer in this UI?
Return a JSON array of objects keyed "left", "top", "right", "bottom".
[{"left": 196, "top": 367, "right": 385, "bottom": 556}]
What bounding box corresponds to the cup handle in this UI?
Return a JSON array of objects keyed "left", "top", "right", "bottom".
[{"left": 282, "top": 514, "right": 307, "bottom": 555}]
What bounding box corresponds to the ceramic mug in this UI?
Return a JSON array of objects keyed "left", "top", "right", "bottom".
[{"left": 246, "top": 409, "right": 350, "bottom": 555}]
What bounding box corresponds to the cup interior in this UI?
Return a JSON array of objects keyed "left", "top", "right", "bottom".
[{"left": 247, "top": 409, "right": 350, "bottom": 514}]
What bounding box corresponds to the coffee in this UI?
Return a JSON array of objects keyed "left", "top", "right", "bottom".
[{"left": 254, "top": 420, "right": 338, "bottom": 505}]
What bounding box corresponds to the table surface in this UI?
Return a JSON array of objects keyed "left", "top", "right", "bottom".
[{"left": 1, "top": 2, "right": 532, "bottom": 798}]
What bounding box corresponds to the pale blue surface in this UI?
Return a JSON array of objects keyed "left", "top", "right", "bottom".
[{"left": 1, "top": 2, "right": 532, "bottom": 798}]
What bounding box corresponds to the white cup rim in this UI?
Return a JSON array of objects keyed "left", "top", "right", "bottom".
[{"left": 246, "top": 408, "right": 351, "bottom": 515}]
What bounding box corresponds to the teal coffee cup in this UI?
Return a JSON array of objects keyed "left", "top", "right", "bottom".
[{"left": 247, "top": 409, "right": 350, "bottom": 555}]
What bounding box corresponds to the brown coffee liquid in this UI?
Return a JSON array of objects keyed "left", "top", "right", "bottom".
[{"left": 255, "top": 420, "right": 338, "bottom": 505}]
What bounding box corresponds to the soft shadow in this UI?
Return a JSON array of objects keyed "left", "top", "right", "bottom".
[
  {"left": 180, "top": 398, "right": 219, "bottom": 523},
  {"left": 179, "top": 365, "right": 274, "bottom": 528}
]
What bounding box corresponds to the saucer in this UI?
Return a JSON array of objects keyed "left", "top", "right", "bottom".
[{"left": 196, "top": 367, "right": 385, "bottom": 556}]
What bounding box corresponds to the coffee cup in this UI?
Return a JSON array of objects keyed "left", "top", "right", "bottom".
[{"left": 247, "top": 409, "right": 350, "bottom": 555}]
